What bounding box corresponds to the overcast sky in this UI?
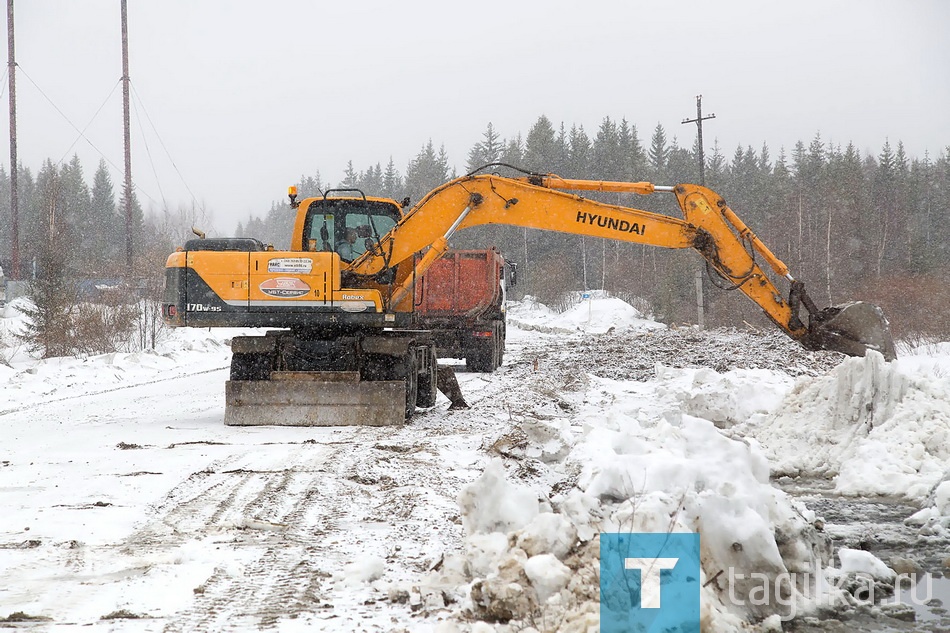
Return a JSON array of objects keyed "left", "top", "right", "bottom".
[{"left": 7, "top": 1, "right": 950, "bottom": 233}]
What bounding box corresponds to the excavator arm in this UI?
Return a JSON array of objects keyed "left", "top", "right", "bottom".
[{"left": 347, "top": 172, "right": 895, "bottom": 360}]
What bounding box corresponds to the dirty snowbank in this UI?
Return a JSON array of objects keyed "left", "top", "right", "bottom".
[
  {"left": 739, "top": 350, "right": 950, "bottom": 502},
  {"left": 411, "top": 370, "right": 837, "bottom": 631}
]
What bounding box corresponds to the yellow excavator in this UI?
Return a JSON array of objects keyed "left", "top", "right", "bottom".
[{"left": 162, "top": 165, "right": 895, "bottom": 426}]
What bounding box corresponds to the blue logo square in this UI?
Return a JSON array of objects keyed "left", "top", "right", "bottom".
[{"left": 600, "top": 532, "right": 701, "bottom": 633}]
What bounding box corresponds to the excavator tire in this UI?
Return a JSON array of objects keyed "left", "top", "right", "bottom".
[
  {"left": 402, "top": 351, "right": 419, "bottom": 420},
  {"left": 230, "top": 352, "right": 273, "bottom": 381},
  {"left": 416, "top": 346, "right": 439, "bottom": 408}
]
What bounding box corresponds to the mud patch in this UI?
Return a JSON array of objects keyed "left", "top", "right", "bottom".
[
  {"left": 1, "top": 611, "right": 53, "bottom": 622},
  {"left": 101, "top": 609, "right": 147, "bottom": 620}
]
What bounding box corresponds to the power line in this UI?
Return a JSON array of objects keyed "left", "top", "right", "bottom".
[
  {"left": 15, "top": 63, "right": 159, "bottom": 206},
  {"left": 130, "top": 81, "right": 198, "bottom": 206},
  {"left": 57, "top": 78, "right": 121, "bottom": 164},
  {"left": 0, "top": 67, "right": 8, "bottom": 108},
  {"left": 130, "top": 88, "right": 167, "bottom": 209}
]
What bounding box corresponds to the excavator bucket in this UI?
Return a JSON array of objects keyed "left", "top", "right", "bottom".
[
  {"left": 224, "top": 372, "right": 406, "bottom": 427},
  {"left": 805, "top": 301, "right": 897, "bottom": 361}
]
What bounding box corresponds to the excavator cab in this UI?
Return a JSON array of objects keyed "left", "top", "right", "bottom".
[{"left": 299, "top": 192, "right": 400, "bottom": 262}]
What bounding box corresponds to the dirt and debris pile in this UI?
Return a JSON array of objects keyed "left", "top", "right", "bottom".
[{"left": 525, "top": 327, "right": 844, "bottom": 383}]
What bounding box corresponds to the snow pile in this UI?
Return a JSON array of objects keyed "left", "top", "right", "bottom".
[
  {"left": 904, "top": 476, "right": 950, "bottom": 537},
  {"left": 836, "top": 548, "right": 895, "bottom": 581},
  {"left": 507, "top": 292, "right": 664, "bottom": 335},
  {"left": 334, "top": 556, "right": 386, "bottom": 587},
  {"left": 458, "top": 460, "right": 540, "bottom": 535},
  {"left": 0, "top": 299, "right": 237, "bottom": 413},
  {"left": 428, "top": 372, "right": 837, "bottom": 631},
  {"left": 653, "top": 364, "right": 792, "bottom": 428},
  {"left": 741, "top": 350, "right": 950, "bottom": 501}
]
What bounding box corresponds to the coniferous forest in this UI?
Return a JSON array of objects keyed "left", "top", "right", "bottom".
[{"left": 3, "top": 115, "right": 949, "bottom": 341}]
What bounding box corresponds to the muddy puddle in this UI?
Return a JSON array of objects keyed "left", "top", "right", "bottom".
[{"left": 780, "top": 478, "right": 950, "bottom": 632}]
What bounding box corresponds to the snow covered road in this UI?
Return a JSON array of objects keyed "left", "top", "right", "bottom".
[{"left": 3, "top": 295, "right": 950, "bottom": 631}]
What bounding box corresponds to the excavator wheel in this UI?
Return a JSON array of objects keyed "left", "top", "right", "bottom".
[
  {"left": 230, "top": 352, "right": 273, "bottom": 381},
  {"left": 402, "top": 351, "right": 419, "bottom": 420},
  {"left": 416, "top": 346, "right": 439, "bottom": 408}
]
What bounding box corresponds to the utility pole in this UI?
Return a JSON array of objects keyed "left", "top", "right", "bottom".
[
  {"left": 121, "top": 0, "right": 133, "bottom": 268},
  {"left": 682, "top": 95, "right": 715, "bottom": 186},
  {"left": 682, "top": 95, "right": 716, "bottom": 329},
  {"left": 7, "top": 0, "right": 17, "bottom": 280}
]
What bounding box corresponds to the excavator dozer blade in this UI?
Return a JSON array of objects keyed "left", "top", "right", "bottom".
[
  {"left": 805, "top": 301, "right": 897, "bottom": 361},
  {"left": 224, "top": 372, "right": 406, "bottom": 427}
]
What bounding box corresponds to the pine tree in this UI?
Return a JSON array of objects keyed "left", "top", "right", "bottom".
[
  {"left": 705, "top": 139, "right": 726, "bottom": 188},
  {"left": 907, "top": 153, "right": 936, "bottom": 273},
  {"left": 89, "top": 160, "right": 118, "bottom": 271},
  {"left": 593, "top": 117, "right": 621, "bottom": 180},
  {"left": 665, "top": 138, "right": 694, "bottom": 185},
  {"left": 553, "top": 123, "right": 570, "bottom": 176},
  {"left": 523, "top": 116, "right": 557, "bottom": 171},
  {"left": 648, "top": 123, "right": 669, "bottom": 178},
  {"left": 872, "top": 139, "right": 896, "bottom": 277},
  {"left": 341, "top": 161, "right": 359, "bottom": 188},
  {"left": 618, "top": 118, "right": 646, "bottom": 180},
  {"left": 382, "top": 158, "right": 402, "bottom": 200},
  {"left": 18, "top": 164, "right": 76, "bottom": 357},
  {"left": 297, "top": 172, "right": 324, "bottom": 198},
  {"left": 117, "top": 180, "right": 145, "bottom": 267},
  {"left": 893, "top": 141, "right": 914, "bottom": 271},
  {"left": 405, "top": 140, "right": 450, "bottom": 201},
  {"left": 59, "top": 155, "right": 89, "bottom": 274},
  {"left": 498, "top": 135, "right": 523, "bottom": 175},
  {"left": 466, "top": 123, "right": 503, "bottom": 174},
  {"left": 568, "top": 125, "right": 591, "bottom": 178},
  {"left": 359, "top": 163, "right": 384, "bottom": 195}
]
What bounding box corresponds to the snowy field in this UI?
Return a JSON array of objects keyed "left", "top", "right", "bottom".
[{"left": 2, "top": 294, "right": 949, "bottom": 631}]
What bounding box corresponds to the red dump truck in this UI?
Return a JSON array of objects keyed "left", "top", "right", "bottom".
[{"left": 414, "top": 248, "right": 515, "bottom": 372}]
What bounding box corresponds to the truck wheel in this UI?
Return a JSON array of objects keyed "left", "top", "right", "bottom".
[
  {"left": 494, "top": 320, "right": 505, "bottom": 369},
  {"left": 467, "top": 321, "right": 505, "bottom": 372},
  {"left": 416, "top": 346, "right": 438, "bottom": 408},
  {"left": 466, "top": 345, "right": 492, "bottom": 372},
  {"left": 230, "top": 352, "right": 272, "bottom": 380}
]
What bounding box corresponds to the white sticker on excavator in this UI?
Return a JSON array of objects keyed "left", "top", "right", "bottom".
[
  {"left": 267, "top": 258, "right": 313, "bottom": 274},
  {"left": 260, "top": 277, "right": 311, "bottom": 298}
]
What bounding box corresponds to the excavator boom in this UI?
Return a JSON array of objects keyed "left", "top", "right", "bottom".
[{"left": 349, "top": 172, "right": 894, "bottom": 360}]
